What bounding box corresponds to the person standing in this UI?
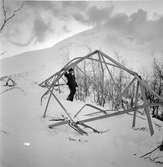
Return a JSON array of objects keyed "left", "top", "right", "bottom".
[{"left": 64, "top": 68, "right": 78, "bottom": 101}]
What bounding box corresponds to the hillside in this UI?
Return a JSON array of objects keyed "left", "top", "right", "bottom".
[{"left": 1, "top": 25, "right": 161, "bottom": 80}]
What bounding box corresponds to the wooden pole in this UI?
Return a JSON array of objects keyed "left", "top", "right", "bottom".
[
  {"left": 42, "top": 71, "right": 67, "bottom": 117},
  {"left": 139, "top": 82, "right": 154, "bottom": 136},
  {"left": 83, "top": 59, "right": 87, "bottom": 98},
  {"left": 62, "top": 50, "right": 98, "bottom": 71},
  {"left": 98, "top": 52, "right": 105, "bottom": 106},
  {"left": 41, "top": 70, "right": 66, "bottom": 102},
  {"left": 101, "top": 54, "right": 116, "bottom": 86},
  {"left": 65, "top": 50, "right": 99, "bottom": 72},
  {"left": 132, "top": 80, "right": 139, "bottom": 127},
  {"left": 101, "top": 51, "right": 136, "bottom": 108},
  {"left": 117, "top": 77, "right": 136, "bottom": 103},
  {"left": 91, "top": 58, "right": 97, "bottom": 103},
  {"left": 100, "top": 54, "right": 116, "bottom": 107},
  {"left": 74, "top": 103, "right": 108, "bottom": 118},
  {"left": 39, "top": 50, "right": 98, "bottom": 87},
  {"left": 49, "top": 104, "right": 152, "bottom": 128},
  {"left": 87, "top": 57, "right": 119, "bottom": 68},
  {"left": 50, "top": 91, "right": 74, "bottom": 122},
  {"left": 44, "top": 51, "right": 98, "bottom": 90},
  {"left": 76, "top": 65, "right": 90, "bottom": 81},
  {"left": 51, "top": 102, "right": 163, "bottom": 127},
  {"left": 43, "top": 85, "right": 55, "bottom": 118},
  {"left": 39, "top": 73, "right": 57, "bottom": 87},
  {"left": 58, "top": 80, "right": 61, "bottom": 93},
  {"left": 100, "top": 50, "right": 137, "bottom": 76}
]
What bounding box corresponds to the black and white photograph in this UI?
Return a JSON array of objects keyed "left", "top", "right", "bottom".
[{"left": 0, "top": 0, "right": 163, "bottom": 167}]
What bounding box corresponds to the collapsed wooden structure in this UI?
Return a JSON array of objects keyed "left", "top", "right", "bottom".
[{"left": 39, "top": 50, "right": 163, "bottom": 136}]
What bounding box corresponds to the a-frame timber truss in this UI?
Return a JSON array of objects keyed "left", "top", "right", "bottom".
[{"left": 39, "top": 50, "right": 163, "bottom": 136}]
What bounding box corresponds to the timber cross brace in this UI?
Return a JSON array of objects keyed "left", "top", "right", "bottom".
[{"left": 39, "top": 50, "right": 163, "bottom": 136}]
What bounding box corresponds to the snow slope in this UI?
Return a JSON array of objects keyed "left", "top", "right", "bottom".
[
  {"left": 0, "top": 41, "right": 69, "bottom": 82},
  {"left": 1, "top": 25, "right": 162, "bottom": 78}
]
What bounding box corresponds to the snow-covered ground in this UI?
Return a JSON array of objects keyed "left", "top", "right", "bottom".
[
  {"left": 0, "top": 29, "right": 163, "bottom": 167},
  {"left": 0, "top": 66, "right": 163, "bottom": 167}
]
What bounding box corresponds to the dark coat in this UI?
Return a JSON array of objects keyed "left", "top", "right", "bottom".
[{"left": 64, "top": 72, "right": 78, "bottom": 89}]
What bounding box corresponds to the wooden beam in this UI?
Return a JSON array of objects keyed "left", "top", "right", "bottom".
[
  {"left": 100, "top": 50, "right": 137, "bottom": 76},
  {"left": 118, "top": 77, "right": 136, "bottom": 102},
  {"left": 39, "top": 53, "right": 92, "bottom": 86},
  {"left": 62, "top": 51, "right": 98, "bottom": 71},
  {"left": 65, "top": 50, "right": 99, "bottom": 72},
  {"left": 100, "top": 54, "right": 116, "bottom": 106},
  {"left": 50, "top": 91, "right": 74, "bottom": 122},
  {"left": 74, "top": 103, "right": 109, "bottom": 118},
  {"left": 98, "top": 52, "right": 105, "bottom": 106},
  {"left": 139, "top": 81, "right": 154, "bottom": 136},
  {"left": 43, "top": 85, "right": 55, "bottom": 118},
  {"left": 76, "top": 65, "right": 91, "bottom": 80},
  {"left": 132, "top": 80, "right": 139, "bottom": 127},
  {"left": 42, "top": 71, "right": 67, "bottom": 117},
  {"left": 87, "top": 57, "right": 119, "bottom": 68},
  {"left": 49, "top": 104, "right": 150, "bottom": 128},
  {"left": 101, "top": 54, "right": 116, "bottom": 86},
  {"left": 41, "top": 74, "right": 59, "bottom": 102}
]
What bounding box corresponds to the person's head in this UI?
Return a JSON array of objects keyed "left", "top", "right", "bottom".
[
  {"left": 68, "top": 68, "right": 74, "bottom": 72},
  {"left": 68, "top": 68, "right": 74, "bottom": 74}
]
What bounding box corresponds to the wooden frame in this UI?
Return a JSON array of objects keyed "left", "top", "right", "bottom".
[{"left": 39, "top": 50, "right": 163, "bottom": 136}]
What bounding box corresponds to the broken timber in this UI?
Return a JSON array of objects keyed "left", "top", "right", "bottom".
[
  {"left": 49, "top": 103, "right": 159, "bottom": 129},
  {"left": 40, "top": 49, "right": 163, "bottom": 136}
]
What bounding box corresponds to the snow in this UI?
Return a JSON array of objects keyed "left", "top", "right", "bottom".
[
  {"left": 1, "top": 72, "right": 163, "bottom": 167},
  {"left": 0, "top": 31, "right": 163, "bottom": 167}
]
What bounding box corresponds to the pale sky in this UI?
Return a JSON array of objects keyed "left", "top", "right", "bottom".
[{"left": 1, "top": 0, "right": 163, "bottom": 60}]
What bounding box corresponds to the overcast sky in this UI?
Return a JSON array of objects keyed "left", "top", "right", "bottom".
[{"left": 1, "top": 0, "right": 163, "bottom": 59}]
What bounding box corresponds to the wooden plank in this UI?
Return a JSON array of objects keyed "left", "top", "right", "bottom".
[
  {"left": 41, "top": 71, "right": 66, "bottom": 102},
  {"left": 63, "top": 50, "right": 98, "bottom": 70},
  {"left": 43, "top": 85, "right": 55, "bottom": 118},
  {"left": 43, "top": 51, "right": 98, "bottom": 91},
  {"left": 117, "top": 77, "right": 136, "bottom": 105},
  {"left": 98, "top": 52, "right": 105, "bottom": 106},
  {"left": 65, "top": 50, "right": 99, "bottom": 72},
  {"left": 132, "top": 80, "right": 139, "bottom": 127},
  {"left": 50, "top": 91, "right": 74, "bottom": 122},
  {"left": 101, "top": 54, "right": 116, "bottom": 86},
  {"left": 100, "top": 55, "right": 115, "bottom": 105},
  {"left": 121, "top": 77, "right": 136, "bottom": 97},
  {"left": 49, "top": 104, "right": 150, "bottom": 128},
  {"left": 139, "top": 82, "right": 154, "bottom": 136},
  {"left": 87, "top": 57, "right": 119, "bottom": 68},
  {"left": 74, "top": 103, "right": 109, "bottom": 118},
  {"left": 76, "top": 65, "right": 91, "bottom": 81}
]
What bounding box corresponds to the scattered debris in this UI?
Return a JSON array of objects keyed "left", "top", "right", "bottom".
[
  {"left": 40, "top": 50, "right": 163, "bottom": 136},
  {"left": 0, "top": 76, "right": 16, "bottom": 87},
  {"left": 5, "top": 78, "right": 16, "bottom": 87},
  {"left": 133, "top": 127, "right": 147, "bottom": 132},
  {"left": 139, "top": 142, "right": 163, "bottom": 164}
]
